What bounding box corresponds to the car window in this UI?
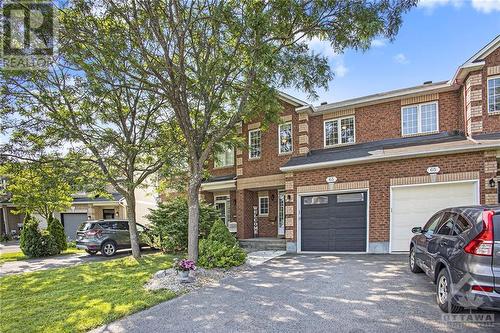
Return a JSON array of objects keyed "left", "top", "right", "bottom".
[
  {"left": 98, "top": 222, "right": 112, "bottom": 229},
  {"left": 78, "top": 222, "right": 95, "bottom": 231},
  {"left": 117, "top": 221, "right": 129, "bottom": 231},
  {"left": 452, "top": 215, "right": 472, "bottom": 236},
  {"left": 424, "top": 212, "right": 443, "bottom": 235},
  {"left": 436, "top": 213, "right": 455, "bottom": 236},
  {"left": 494, "top": 215, "right": 500, "bottom": 242}
]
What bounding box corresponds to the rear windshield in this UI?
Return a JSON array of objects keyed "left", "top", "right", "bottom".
[
  {"left": 78, "top": 222, "right": 95, "bottom": 231},
  {"left": 494, "top": 215, "right": 500, "bottom": 241}
]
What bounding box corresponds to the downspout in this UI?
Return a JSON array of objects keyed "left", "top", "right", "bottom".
[{"left": 2, "top": 206, "right": 10, "bottom": 235}]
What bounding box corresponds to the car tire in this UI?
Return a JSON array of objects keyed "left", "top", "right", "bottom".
[
  {"left": 409, "top": 247, "right": 423, "bottom": 273},
  {"left": 85, "top": 249, "right": 98, "bottom": 255},
  {"left": 436, "top": 268, "right": 463, "bottom": 313},
  {"left": 101, "top": 241, "right": 117, "bottom": 257}
]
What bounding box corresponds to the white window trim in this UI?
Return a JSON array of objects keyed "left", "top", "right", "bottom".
[
  {"left": 487, "top": 75, "right": 500, "bottom": 114},
  {"left": 400, "top": 101, "right": 439, "bottom": 137},
  {"left": 278, "top": 122, "right": 293, "bottom": 155},
  {"left": 214, "top": 146, "right": 234, "bottom": 169},
  {"left": 258, "top": 196, "right": 269, "bottom": 216},
  {"left": 248, "top": 128, "right": 261, "bottom": 160},
  {"left": 323, "top": 115, "right": 356, "bottom": 148}
]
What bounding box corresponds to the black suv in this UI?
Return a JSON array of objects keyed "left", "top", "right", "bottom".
[
  {"left": 409, "top": 206, "right": 500, "bottom": 312},
  {"left": 76, "top": 219, "right": 150, "bottom": 256}
]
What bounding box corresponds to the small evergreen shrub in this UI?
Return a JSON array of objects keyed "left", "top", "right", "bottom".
[
  {"left": 146, "top": 197, "right": 219, "bottom": 252},
  {"left": 47, "top": 216, "right": 67, "bottom": 252},
  {"left": 198, "top": 219, "right": 246, "bottom": 269},
  {"left": 20, "top": 215, "right": 59, "bottom": 257}
]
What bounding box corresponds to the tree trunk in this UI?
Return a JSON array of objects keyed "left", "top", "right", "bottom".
[
  {"left": 125, "top": 193, "right": 141, "bottom": 260},
  {"left": 187, "top": 174, "right": 202, "bottom": 262}
]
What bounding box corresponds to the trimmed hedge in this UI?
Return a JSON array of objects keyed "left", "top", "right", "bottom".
[
  {"left": 47, "top": 216, "right": 67, "bottom": 252},
  {"left": 20, "top": 216, "right": 59, "bottom": 257}
]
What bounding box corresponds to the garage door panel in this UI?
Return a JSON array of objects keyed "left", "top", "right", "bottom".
[
  {"left": 391, "top": 182, "right": 477, "bottom": 252},
  {"left": 301, "top": 192, "right": 367, "bottom": 252},
  {"left": 62, "top": 213, "right": 88, "bottom": 240}
]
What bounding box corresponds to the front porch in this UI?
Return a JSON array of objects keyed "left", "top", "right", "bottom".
[{"left": 239, "top": 237, "right": 286, "bottom": 252}]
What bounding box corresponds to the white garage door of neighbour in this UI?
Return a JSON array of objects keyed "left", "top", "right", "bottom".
[{"left": 391, "top": 181, "right": 478, "bottom": 252}]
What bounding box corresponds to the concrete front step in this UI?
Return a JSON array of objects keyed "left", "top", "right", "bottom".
[{"left": 239, "top": 238, "right": 286, "bottom": 252}]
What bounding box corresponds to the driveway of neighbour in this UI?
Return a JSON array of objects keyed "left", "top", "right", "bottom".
[
  {"left": 0, "top": 240, "right": 21, "bottom": 254},
  {"left": 0, "top": 249, "right": 155, "bottom": 276},
  {"left": 93, "top": 254, "right": 498, "bottom": 333}
]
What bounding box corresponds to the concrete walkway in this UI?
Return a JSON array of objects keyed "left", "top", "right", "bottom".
[
  {"left": 91, "top": 254, "right": 499, "bottom": 333},
  {"left": 0, "top": 240, "right": 21, "bottom": 254}
]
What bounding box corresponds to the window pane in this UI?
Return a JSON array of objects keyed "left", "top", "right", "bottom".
[
  {"left": 215, "top": 146, "right": 234, "bottom": 167},
  {"left": 402, "top": 106, "right": 418, "bottom": 135},
  {"left": 325, "top": 120, "right": 338, "bottom": 146},
  {"left": 452, "top": 215, "right": 471, "bottom": 236},
  {"left": 340, "top": 117, "right": 355, "bottom": 144},
  {"left": 424, "top": 213, "right": 443, "bottom": 235},
  {"left": 337, "top": 193, "right": 364, "bottom": 203},
  {"left": 488, "top": 78, "right": 500, "bottom": 113},
  {"left": 303, "top": 196, "right": 328, "bottom": 205},
  {"left": 249, "top": 130, "right": 261, "bottom": 159},
  {"left": 259, "top": 197, "right": 269, "bottom": 215},
  {"left": 279, "top": 123, "right": 293, "bottom": 153},
  {"left": 420, "top": 103, "right": 437, "bottom": 133},
  {"left": 436, "top": 213, "right": 454, "bottom": 235}
]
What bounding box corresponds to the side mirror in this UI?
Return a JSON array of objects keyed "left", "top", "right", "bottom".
[{"left": 411, "top": 227, "right": 423, "bottom": 234}]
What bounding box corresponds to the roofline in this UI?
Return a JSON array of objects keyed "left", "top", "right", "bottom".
[
  {"left": 280, "top": 141, "right": 500, "bottom": 172},
  {"left": 301, "top": 81, "right": 456, "bottom": 115},
  {"left": 277, "top": 91, "right": 308, "bottom": 107},
  {"left": 200, "top": 179, "right": 236, "bottom": 191},
  {"left": 462, "top": 35, "right": 500, "bottom": 66}
]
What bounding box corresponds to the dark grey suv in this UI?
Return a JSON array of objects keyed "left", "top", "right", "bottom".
[
  {"left": 76, "top": 220, "right": 150, "bottom": 256},
  {"left": 409, "top": 206, "right": 500, "bottom": 312}
]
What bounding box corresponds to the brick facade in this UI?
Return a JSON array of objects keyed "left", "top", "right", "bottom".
[{"left": 202, "top": 41, "right": 500, "bottom": 253}]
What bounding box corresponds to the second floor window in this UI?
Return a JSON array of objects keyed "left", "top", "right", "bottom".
[
  {"left": 249, "top": 129, "right": 261, "bottom": 159},
  {"left": 488, "top": 76, "right": 500, "bottom": 113},
  {"left": 324, "top": 116, "right": 355, "bottom": 147},
  {"left": 214, "top": 146, "right": 234, "bottom": 168},
  {"left": 278, "top": 122, "right": 293, "bottom": 154},
  {"left": 402, "top": 102, "right": 438, "bottom": 136}
]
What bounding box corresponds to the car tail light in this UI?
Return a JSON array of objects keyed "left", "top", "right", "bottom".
[
  {"left": 464, "top": 211, "right": 494, "bottom": 256},
  {"left": 471, "top": 285, "right": 494, "bottom": 292},
  {"left": 85, "top": 229, "right": 102, "bottom": 238}
]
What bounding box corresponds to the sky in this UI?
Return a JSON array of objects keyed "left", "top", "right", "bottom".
[{"left": 284, "top": 0, "right": 500, "bottom": 105}]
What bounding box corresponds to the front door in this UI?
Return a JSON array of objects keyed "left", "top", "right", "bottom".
[
  {"left": 278, "top": 191, "right": 285, "bottom": 236},
  {"left": 215, "top": 196, "right": 228, "bottom": 226}
]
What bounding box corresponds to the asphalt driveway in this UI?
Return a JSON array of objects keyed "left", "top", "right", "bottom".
[{"left": 92, "top": 254, "right": 499, "bottom": 333}]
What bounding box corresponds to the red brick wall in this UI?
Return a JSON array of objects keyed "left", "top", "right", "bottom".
[
  {"left": 482, "top": 47, "right": 500, "bottom": 133},
  {"left": 308, "top": 91, "right": 463, "bottom": 150},
  {"left": 292, "top": 151, "right": 488, "bottom": 243},
  {"left": 256, "top": 189, "right": 279, "bottom": 237}
]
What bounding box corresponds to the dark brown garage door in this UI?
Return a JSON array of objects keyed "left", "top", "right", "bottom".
[{"left": 301, "top": 192, "right": 367, "bottom": 252}]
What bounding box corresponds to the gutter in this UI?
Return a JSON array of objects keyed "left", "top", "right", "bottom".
[{"left": 280, "top": 141, "right": 500, "bottom": 172}]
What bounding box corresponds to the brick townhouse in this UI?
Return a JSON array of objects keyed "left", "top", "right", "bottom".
[{"left": 201, "top": 35, "right": 500, "bottom": 253}]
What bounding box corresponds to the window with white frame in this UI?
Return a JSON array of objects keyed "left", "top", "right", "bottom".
[
  {"left": 278, "top": 122, "right": 293, "bottom": 154},
  {"left": 402, "top": 102, "right": 438, "bottom": 136},
  {"left": 249, "top": 129, "right": 261, "bottom": 159},
  {"left": 259, "top": 196, "right": 269, "bottom": 216},
  {"left": 488, "top": 76, "right": 500, "bottom": 113},
  {"left": 324, "top": 116, "right": 355, "bottom": 147},
  {"left": 214, "top": 146, "right": 234, "bottom": 168}
]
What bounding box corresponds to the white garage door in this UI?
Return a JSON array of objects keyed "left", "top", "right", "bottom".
[
  {"left": 61, "top": 213, "right": 88, "bottom": 240},
  {"left": 390, "top": 181, "right": 478, "bottom": 252}
]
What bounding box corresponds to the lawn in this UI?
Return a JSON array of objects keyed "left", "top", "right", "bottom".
[
  {"left": 0, "top": 254, "right": 176, "bottom": 333},
  {"left": 0, "top": 247, "right": 83, "bottom": 265}
]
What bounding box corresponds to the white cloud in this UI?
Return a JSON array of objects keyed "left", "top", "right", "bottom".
[
  {"left": 471, "top": 0, "right": 500, "bottom": 13},
  {"left": 419, "top": 0, "right": 463, "bottom": 9},
  {"left": 370, "top": 38, "right": 387, "bottom": 48},
  {"left": 306, "top": 37, "right": 348, "bottom": 78},
  {"left": 394, "top": 53, "right": 409, "bottom": 64}
]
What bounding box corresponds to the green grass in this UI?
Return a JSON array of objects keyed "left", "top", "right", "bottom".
[
  {"left": 0, "top": 254, "right": 176, "bottom": 333},
  {"left": 0, "top": 248, "right": 83, "bottom": 265}
]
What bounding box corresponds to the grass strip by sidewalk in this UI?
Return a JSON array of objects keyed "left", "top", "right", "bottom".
[
  {"left": 0, "top": 248, "right": 83, "bottom": 265},
  {"left": 0, "top": 253, "right": 176, "bottom": 333}
]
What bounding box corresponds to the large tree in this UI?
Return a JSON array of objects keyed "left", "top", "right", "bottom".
[
  {"left": 5, "top": 0, "right": 417, "bottom": 261},
  {"left": 0, "top": 25, "right": 181, "bottom": 259}
]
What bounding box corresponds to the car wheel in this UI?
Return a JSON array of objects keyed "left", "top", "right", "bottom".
[
  {"left": 101, "top": 241, "right": 117, "bottom": 257},
  {"left": 436, "top": 268, "right": 463, "bottom": 313},
  {"left": 85, "top": 249, "right": 98, "bottom": 255},
  {"left": 409, "top": 247, "right": 423, "bottom": 273}
]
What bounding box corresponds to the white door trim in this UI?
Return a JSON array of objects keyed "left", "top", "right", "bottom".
[
  {"left": 296, "top": 188, "right": 370, "bottom": 254},
  {"left": 278, "top": 190, "right": 285, "bottom": 236},
  {"left": 389, "top": 179, "right": 480, "bottom": 253}
]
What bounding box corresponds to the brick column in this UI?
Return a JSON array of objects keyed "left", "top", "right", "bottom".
[
  {"left": 297, "top": 112, "right": 310, "bottom": 156},
  {"left": 484, "top": 151, "right": 498, "bottom": 204},
  {"left": 465, "top": 72, "right": 483, "bottom": 135},
  {"left": 284, "top": 172, "right": 296, "bottom": 252},
  {"left": 236, "top": 189, "right": 256, "bottom": 239}
]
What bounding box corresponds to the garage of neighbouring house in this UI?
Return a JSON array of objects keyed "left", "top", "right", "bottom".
[
  {"left": 61, "top": 213, "right": 88, "bottom": 240},
  {"left": 389, "top": 180, "right": 479, "bottom": 252},
  {"left": 299, "top": 191, "right": 368, "bottom": 252}
]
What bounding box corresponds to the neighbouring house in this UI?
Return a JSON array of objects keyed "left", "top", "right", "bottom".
[
  {"left": 201, "top": 35, "right": 500, "bottom": 253},
  {"left": 0, "top": 184, "right": 159, "bottom": 240}
]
